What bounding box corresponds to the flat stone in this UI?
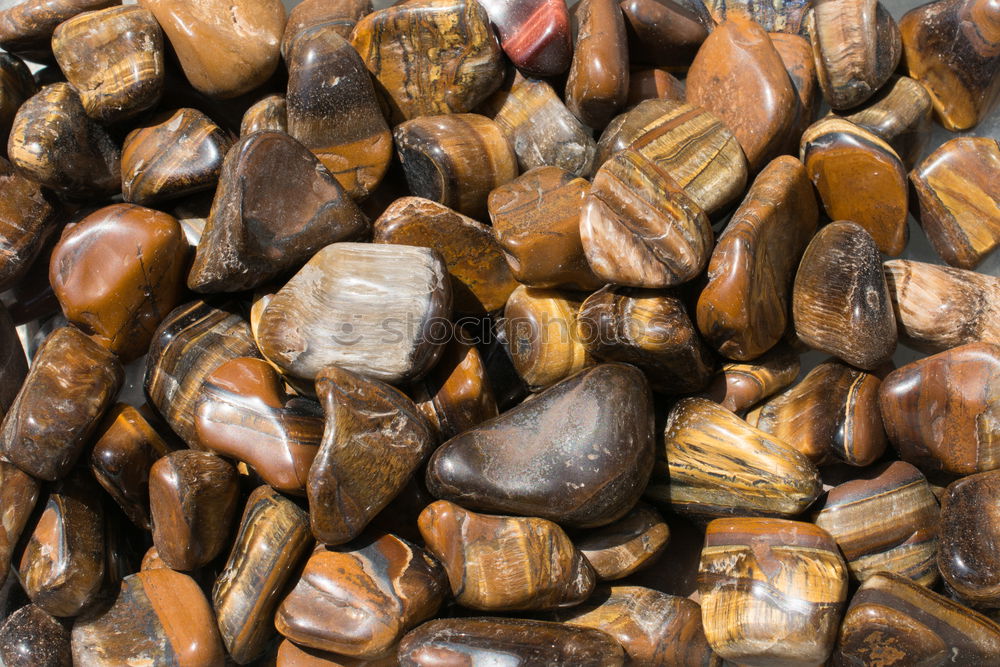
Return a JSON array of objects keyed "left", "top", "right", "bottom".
[{"left": 565, "top": 0, "right": 629, "bottom": 128}]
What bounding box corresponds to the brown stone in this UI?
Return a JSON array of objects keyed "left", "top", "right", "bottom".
[
  {"left": 620, "top": 0, "right": 708, "bottom": 67},
  {"left": 835, "top": 74, "right": 933, "bottom": 168},
  {"left": 574, "top": 503, "right": 669, "bottom": 580},
  {"left": 240, "top": 93, "right": 287, "bottom": 136},
  {"left": 0, "top": 460, "right": 39, "bottom": 586},
  {"left": 0, "top": 157, "right": 60, "bottom": 292},
  {"left": 699, "top": 346, "right": 801, "bottom": 414},
  {"left": 0, "top": 0, "right": 115, "bottom": 61},
  {"left": 565, "top": 0, "right": 629, "bottom": 128},
  {"left": 0, "top": 604, "right": 72, "bottom": 667},
  {"left": 938, "top": 470, "right": 1000, "bottom": 606}
]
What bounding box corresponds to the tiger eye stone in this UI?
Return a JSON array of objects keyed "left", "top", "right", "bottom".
[
  {"left": 8, "top": 83, "right": 120, "bottom": 199},
  {"left": 0, "top": 460, "right": 39, "bottom": 585},
  {"left": 71, "top": 569, "right": 226, "bottom": 666},
  {"left": 350, "top": 0, "right": 505, "bottom": 122},
  {"left": 121, "top": 108, "right": 233, "bottom": 206},
  {"left": 910, "top": 136, "right": 1000, "bottom": 270},
  {"left": 426, "top": 364, "right": 654, "bottom": 528},
  {"left": 0, "top": 604, "right": 71, "bottom": 667},
  {"left": 240, "top": 94, "right": 287, "bottom": 136},
  {"left": 574, "top": 503, "right": 669, "bottom": 580},
  {"left": 809, "top": 0, "right": 901, "bottom": 110},
  {"left": 686, "top": 16, "right": 798, "bottom": 172},
  {"left": 649, "top": 397, "right": 822, "bottom": 520},
  {"left": 553, "top": 586, "right": 719, "bottom": 666},
  {"left": 283, "top": 0, "right": 371, "bottom": 54},
  {"left": 770, "top": 32, "right": 818, "bottom": 142},
  {"left": 594, "top": 98, "right": 674, "bottom": 171},
  {"left": 884, "top": 259, "right": 1000, "bottom": 353},
  {"left": 625, "top": 67, "right": 686, "bottom": 105},
  {"left": 0, "top": 157, "right": 60, "bottom": 293},
  {"left": 373, "top": 197, "right": 517, "bottom": 315},
  {"left": 256, "top": 243, "right": 451, "bottom": 384},
  {"left": 487, "top": 166, "right": 602, "bottom": 290},
  {"left": 480, "top": 0, "right": 572, "bottom": 76},
  {"left": 620, "top": 0, "right": 708, "bottom": 68},
  {"left": 701, "top": 0, "right": 811, "bottom": 33},
  {"left": 834, "top": 74, "right": 933, "bottom": 169},
  {"left": 581, "top": 148, "right": 713, "bottom": 289},
  {"left": 752, "top": 358, "right": 888, "bottom": 466},
  {"left": 51, "top": 6, "right": 163, "bottom": 122},
  {"left": 502, "top": 285, "right": 591, "bottom": 389},
  {"left": 309, "top": 365, "right": 434, "bottom": 546},
  {"left": 1, "top": 326, "right": 122, "bottom": 482},
  {"left": 483, "top": 75, "right": 597, "bottom": 177},
  {"left": 836, "top": 571, "right": 1000, "bottom": 665},
  {"left": 138, "top": 0, "right": 285, "bottom": 99},
  {"left": 700, "top": 346, "right": 800, "bottom": 414},
  {"left": 144, "top": 300, "right": 261, "bottom": 446},
  {"left": 276, "top": 640, "right": 399, "bottom": 667},
  {"left": 149, "top": 450, "right": 240, "bottom": 571},
  {"left": 792, "top": 221, "right": 897, "bottom": 370},
  {"left": 0, "top": 0, "right": 115, "bottom": 60},
  {"left": 90, "top": 404, "right": 173, "bottom": 530},
  {"left": 195, "top": 358, "right": 322, "bottom": 496},
  {"left": 880, "top": 342, "right": 1000, "bottom": 477},
  {"left": 275, "top": 534, "right": 447, "bottom": 658},
  {"left": 816, "top": 460, "right": 940, "bottom": 587},
  {"left": 699, "top": 518, "right": 848, "bottom": 666},
  {"left": 0, "top": 306, "right": 25, "bottom": 417},
  {"left": 800, "top": 118, "right": 909, "bottom": 256},
  {"left": 418, "top": 500, "right": 595, "bottom": 610},
  {"left": 578, "top": 285, "right": 714, "bottom": 394},
  {"left": 0, "top": 53, "right": 36, "bottom": 152},
  {"left": 49, "top": 204, "right": 188, "bottom": 362},
  {"left": 565, "top": 0, "right": 629, "bottom": 128},
  {"left": 19, "top": 474, "right": 105, "bottom": 617},
  {"left": 900, "top": 0, "right": 1000, "bottom": 131},
  {"left": 213, "top": 486, "right": 314, "bottom": 664},
  {"left": 188, "top": 131, "right": 369, "bottom": 293},
  {"left": 938, "top": 470, "right": 1000, "bottom": 606},
  {"left": 696, "top": 156, "right": 818, "bottom": 361},
  {"left": 286, "top": 26, "right": 392, "bottom": 200},
  {"left": 394, "top": 114, "right": 518, "bottom": 219}
]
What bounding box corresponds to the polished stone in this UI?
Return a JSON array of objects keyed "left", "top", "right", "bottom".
[
  {"left": 625, "top": 66, "right": 686, "bottom": 105},
  {"left": 0, "top": 460, "right": 38, "bottom": 586},
  {"left": 574, "top": 503, "right": 669, "bottom": 580},
  {"left": 771, "top": 32, "right": 818, "bottom": 143},
  {"left": 0, "top": 604, "right": 71, "bottom": 667},
  {"left": 0, "top": 52, "right": 34, "bottom": 148},
  {"left": 835, "top": 74, "right": 933, "bottom": 168},
  {"left": 479, "top": 0, "right": 572, "bottom": 76},
  {"left": 700, "top": 346, "right": 800, "bottom": 414},
  {"left": 0, "top": 157, "right": 59, "bottom": 292},
  {"left": 620, "top": 0, "right": 707, "bottom": 67},
  {"left": 240, "top": 93, "right": 286, "bottom": 136},
  {"left": 701, "top": 0, "right": 812, "bottom": 33},
  {"left": 565, "top": 0, "right": 629, "bottom": 128},
  {"left": 282, "top": 0, "right": 372, "bottom": 54},
  {"left": 0, "top": 0, "right": 115, "bottom": 60}
]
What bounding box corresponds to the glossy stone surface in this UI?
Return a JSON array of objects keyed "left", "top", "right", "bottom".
[
  {"left": 394, "top": 114, "right": 517, "bottom": 219},
  {"left": 701, "top": 0, "right": 812, "bottom": 33},
  {"left": 835, "top": 74, "right": 933, "bottom": 168},
  {"left": 814, "top": 461, "right": 939, "bottom": 586},
  {"left": 19, "top": 474, "right": 105, "bottom": 617},
  {"left": 286, "top": 26, "right": 392, "bottom": 200},
  {"left": 938, "top": 470, "right": 1000, "bottom": 606},
  {"left": 427, "top": 364, "right": 654, "bottom": 528},
  {"left": 884, "top": 259, "right": 1000, "bottom": 353},
  {"left": 686, "top": 17, "right": 797, "bottom": 172},
  {"left": 650, "top": 398, "right": 822, "bottom": 519},
  {"left": 581, "top": 147, "right": 713, "bottom": 288},
  {"left": 275, "top": 534, "right": 446, "bottom": 658},
  {"left": 800, "top": 117, "right": 909, "bottom": 256},
  {"left": 578, "top": 286, "right": 714, "bottom": 394},
  {"left": 771, "top": 32, "right": 818, "bottom": 142},
  {"left": 480, "top": 0, "right": 572, "bottom": 76},
  {"left": 620, "top": 0, "right": 707, "bottom": 67},
  {"left": 8, "top": 83, "right": 120, "bottom": 198},
  {"left": 0, "top": 460, "right": 38, "bottom": 584},
  {"left": 144, "top": 300, "right": 261, "bottom": 446},
  {"left": 1, "top": 326, "right": 122, "bottom": 481},
  {"left": 574, "top": 502, "right": 669, "bottom": 580},
  {"left": 398, "top": 617, "right": 624, "bottom": 666},
  {"left": 256, "top": 243, "right": 451, "bottom": 384},
  {"left": 214, "top": 486, "right": 314, "bottom": 664},
  {"left": 485, "top": 75, "right": 597, "bottom": 177},
  {"left": 419, "top": 500, "right": 595, "bottom": 610},
  {"left": 373, "top": 197, "right": 517, "bottom": 315},
  {"left": 309, "top": 365, "right": 434, "bottom": 545},
  {"left": 149, "top": 450, "right": 240, "bottom": 571},
  {"left": 0, "top": 156, "right": 59, "bottom": 292},
  {"left": 700, "top": 346, "right": 800, "bottom": 414},
  {"left": 189, "top": 131, "right": 369, "bottom": 293},
  {"left": 553, "top": 586, "right": 719, "bottom": 666},
  {"left": 0, "top": 604, "right": 71, "bottom": 667},
  {"left": 49, "top": 204, "right": 188, "bottom": 362},
  {"left": 121, "top": 108, "right": 232, "bottom": 206},
  {"left": 139, "top": 0, "right": 285, "bottom": 99},
  {"left": 565, "top": 0, "right": 628, "bottom": 128},
  {"left": 792, "top": 221, "right": 897, "bottom": 370},
  {"left": 275, "top": 639, "right": 399, "bottom": 666},
  {"left": 809, "top": 0, "right": 901, "bottom": 110},
  {"left": 625, "top": 66, "right": 687, "bottom": 105},
  {"left": 837, "top": 571, "right": 1000, "bottom": 665},
  {"left": 350, "top": 0, "right": 505, "bottom": 122},
  {"left": 51, "top": 6, "right": 163, "bottom": 122},
  {"left": 696, "top": 156, "right": 818, "bottom": 360},
  {"left": 699, "top": 518, "right": 848, "bottom": 666},
  {"left": 900, "top": 0, "right": 1000, "bottom": 131},
  {"left": 240, "top": 93, "right": 286, "bottom": 135},
  {"left": 71, "top": 569, "right": 226, "bottom": 666},
  {"left": 910, "top": 136, "right": 1000, "bottom": 269},
  {"left": 880, "top": 342, "right": 1000, "bottom": 476},
  {"left": 90, "top": 404, "right": 173, "bottom": 529},
  {"left": 195, "top": 358, "right": 322, "bottom": 496},
  {"left": 0, "top": 0, "right": 114, "bottom": 60},
  {"left": 283, "top": 0, "right": 371, "bottom": 53},
  {"left": 752, "top": 358, "right": 888, "bottom": 466},
  {"left": 487, "top": 166, "right": 601, "bottom": 290}
]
